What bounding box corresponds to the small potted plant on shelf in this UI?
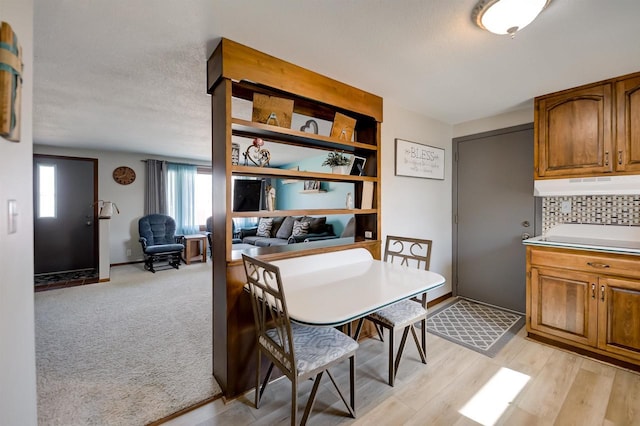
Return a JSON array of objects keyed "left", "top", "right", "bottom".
[{"left": 322, "top": 151, "right": 352, "bottom": 174}]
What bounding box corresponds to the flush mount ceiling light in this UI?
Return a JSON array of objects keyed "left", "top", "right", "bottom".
[{"left": 472, "top": 0, "right": 551, "bottom": 37}]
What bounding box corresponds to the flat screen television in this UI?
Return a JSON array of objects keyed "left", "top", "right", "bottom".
[{"left": 233, "top": 179, "right": 264, "bottom": 212}]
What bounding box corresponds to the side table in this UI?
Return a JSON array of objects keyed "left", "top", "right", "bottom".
[{"left": 183, "top": 234, "right": 208, "bottom": 264}]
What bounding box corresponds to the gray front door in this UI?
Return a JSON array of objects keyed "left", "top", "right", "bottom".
[
  {"left": 33, "top": 155, "right": 98, "bottom": 274},
  {"left": 454, "top": 124, "right": 536, "bottom": 313}
]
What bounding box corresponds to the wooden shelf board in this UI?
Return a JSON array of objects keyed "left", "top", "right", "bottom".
[
  {"left": 232, "top": 118, "right": 377, "bottom": 152},
  {"left": 231, "top": 208, "right": 377, "bottom": 218},
  {"left": 232, "top": 165, "right": 376, "bottom": 182}
]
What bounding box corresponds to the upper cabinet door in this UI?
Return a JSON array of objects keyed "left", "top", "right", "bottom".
[
  {"left": 535, "top": 83, "right": 613, "bottom": 178},
  {"left": 616, "top": 74, "right": 640, "bottom": 172}
]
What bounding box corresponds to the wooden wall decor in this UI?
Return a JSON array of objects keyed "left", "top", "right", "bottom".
[
  {"left": 0, "top": 21, "right": 23, "bottom": 142},
  {"left": 252, "top": 93, "right": 294, "bottom": 129},
  {"left": 330, "top": 112, "right": 357, "bottom": 141}
]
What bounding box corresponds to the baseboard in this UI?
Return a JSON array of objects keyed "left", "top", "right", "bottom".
[
  {"left": 427, "top": 292, "right": 452, "bottom": 309},
  {"left": 110, "top": 260, "right": 145, "bottom": 267},
  {"left": 148, "top": 393, "right": 224, "bottom": 426}
]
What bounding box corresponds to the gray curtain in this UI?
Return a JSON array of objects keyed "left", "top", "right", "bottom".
[{"left": 144, "top": 159, "right": 167, "bottom": 215}]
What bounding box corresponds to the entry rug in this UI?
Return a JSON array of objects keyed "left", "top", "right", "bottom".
[{"left": 427, "top": 298, "right": 524, "bottom": 357}]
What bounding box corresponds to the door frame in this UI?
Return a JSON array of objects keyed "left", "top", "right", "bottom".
[
  {"left": 33, "top": 154, "right": 100, "bottom": 274},
  {"left": 451, "top": 123, "right": 542, "bottom": 299}
]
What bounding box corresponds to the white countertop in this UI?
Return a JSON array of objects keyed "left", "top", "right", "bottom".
[{"left": 523, "top": 224, "right": 640, "bottom": 255}]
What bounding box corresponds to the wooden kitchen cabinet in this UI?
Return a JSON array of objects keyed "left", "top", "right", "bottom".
[
  {"left": 527, "top": 246, "right": 640, "bottom": 365},
  {"left": 535, "top": 70, "right": 640, "bottom": 179},
  {"left": 529, "top": 266, "right": 598, "bottom": 347},
  {"left": 535, "top": 82, "right": 613, "bottom": 178},
  {"left": 616, "top": 74, "right": 640, "bottom": 172},
  {"left": 598, "top": 276, "right": 640, "bottom": 361}
]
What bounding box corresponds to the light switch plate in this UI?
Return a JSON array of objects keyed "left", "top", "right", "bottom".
[
  {"left": 364, "top": 230, "right": 373, "bottom": 239},
  {"left": 560, "top": 200, "right": 571, "bottom": 214}
]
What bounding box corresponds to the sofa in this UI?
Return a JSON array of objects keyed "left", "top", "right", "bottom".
[{"left": 239, "top": 216, "right": 337, "bottom": 247}]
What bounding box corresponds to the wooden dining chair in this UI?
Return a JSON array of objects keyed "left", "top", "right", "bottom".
[
  {"left": 354, "top": 235, "right": 432, "bottom": 386},
  {"left": 242, "top": 254, "right": 358, "bottom": 425}
]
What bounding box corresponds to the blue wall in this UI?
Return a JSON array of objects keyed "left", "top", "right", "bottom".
[{"left": 275, "top": 154, "right": 354, "bottom": 235}]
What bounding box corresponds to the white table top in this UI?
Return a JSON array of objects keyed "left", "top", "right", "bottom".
[{"left": 272, "top": 248, "right": 446, "bottom": 327}]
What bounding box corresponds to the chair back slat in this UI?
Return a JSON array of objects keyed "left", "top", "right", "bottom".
[
  {"left": 384, "top": 235, "right": 432, "bottom": 271},
  {"left": 243, "top": 254, "right": 296, "bottom": 375}
]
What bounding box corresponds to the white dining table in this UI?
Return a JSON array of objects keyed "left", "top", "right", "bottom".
[{"left": 271, "top": 248, "right": 446, "bottom": 327}]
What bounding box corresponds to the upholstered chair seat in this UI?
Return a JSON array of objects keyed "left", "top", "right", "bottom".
[
  {"left": 264, "top": 323, "right": 359, "bottom": 375},
  {"left": 368, "top": 300, "right": 427, "bottom": 329}
]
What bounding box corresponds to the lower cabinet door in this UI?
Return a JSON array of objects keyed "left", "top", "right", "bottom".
[
  {"left": 530, "top": 267, "right": 598, "bottom": 346},
  {"left": 598, "top": 277, "right": 640, "bottom": 361}
]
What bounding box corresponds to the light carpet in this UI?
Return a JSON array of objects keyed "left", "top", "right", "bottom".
[
  {"left": 35, "top": 262, "right": 221, "bottom": 425},
  {"left": 427, "top": 298, "right": 525, "bottom": 357}
]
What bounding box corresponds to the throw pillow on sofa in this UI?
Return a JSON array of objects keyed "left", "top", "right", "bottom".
[
  {"left": 256, "top": 218, "right": 273, "bottom": 237},
  {"left": 301, "top": 216, "right": 326, "bottom": 234},
  {"left": 291, "top": 220, "right": 310, "bottom": 237},
  {"left": 275, "top": 216, "right": 300, "bottom": 239},
  {"left": 270, "top": 216, "right": 285, "bottom": 237}
]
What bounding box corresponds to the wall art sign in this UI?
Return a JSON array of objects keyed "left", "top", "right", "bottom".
[
  {"left": 0, "top": 21, "right": 23, "bottom": 142},
  {"left": 395, "top": 138, "right": 444, "bottom": 180}
]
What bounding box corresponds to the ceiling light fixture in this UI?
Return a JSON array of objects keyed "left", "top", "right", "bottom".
[{"left": 472, "top": 0, "right": 551, "bottom": 37}]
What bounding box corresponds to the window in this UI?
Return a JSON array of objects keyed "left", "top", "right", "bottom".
[
  {"left": 195, "top": 168, "right": 212, "bottom": 226},
  {"left": 38, "top": 164, "right": 56, "bottom": 218}
]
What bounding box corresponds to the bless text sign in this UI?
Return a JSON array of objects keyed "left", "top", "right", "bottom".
[{"left": 394, "top": 139, "right": 445, "bottom": 180}]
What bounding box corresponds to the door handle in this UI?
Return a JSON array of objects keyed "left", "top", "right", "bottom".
[
  {"left": 521, "top": 221, "right": 530, "bottom": 228},
  {"left": 86, "top": 221, "right": 92, "bottom": 226},
  {"left": 521, "top": 232, "right": 531, "bottom": 240},
  {"left": 600, "top": 285, "right": 605, "bottom": 302},
  {"left": 591, "top": 283, "right": 596, "bottom": 299}
]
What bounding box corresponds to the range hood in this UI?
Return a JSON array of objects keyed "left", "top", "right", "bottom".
[{"left": 534, "top": 175, "right": 640, "bottom": 196}]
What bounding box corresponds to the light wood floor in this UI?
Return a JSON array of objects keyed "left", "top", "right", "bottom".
[{"left": 164, "top": 312, "right": 640, "bottom": 425}]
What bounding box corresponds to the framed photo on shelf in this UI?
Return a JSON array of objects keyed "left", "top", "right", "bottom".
[
  {"left": 303, "top": 180, "right": 320, "bottom": 191},
  {"left": 349, "top": 156, "right": 366, "bottom": 176},
  {"left": 394, "top": 138, "right": 445, "bottom": 180}
]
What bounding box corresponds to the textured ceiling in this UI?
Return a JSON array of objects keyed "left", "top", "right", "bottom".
[{"left": 33, "top": 0, "right": 640, "bottom": 162}]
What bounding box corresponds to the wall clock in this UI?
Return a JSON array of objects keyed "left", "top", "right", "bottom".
[{"left": 112, "top": 166, "right": 136, "bottom": 185}]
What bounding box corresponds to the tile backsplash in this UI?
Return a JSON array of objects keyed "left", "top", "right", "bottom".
[{"left": 542, "top": 195, "right": 640, "bottom": 233}]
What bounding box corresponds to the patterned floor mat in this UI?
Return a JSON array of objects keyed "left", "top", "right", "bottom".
[
  {"left": 34, "top": 269, "right": 99, "bottom": 291},
  {"left": 427, "top": 298, "right": 525, "bottom": 357}
]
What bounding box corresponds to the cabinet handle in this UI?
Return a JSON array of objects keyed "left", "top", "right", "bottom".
[
  {"left": 600, "top": 285, "right": 605, "bottom": 302},
  {"left": 587, "top": 262, "right": 610, "bottom": 269},
  {"left": 605, "top": 151, "right": 609, "bottom": 166},
  {"left": 618, "top": 150, "right": 623, "bottom": 165},
  {"left": 591, "top": 283, "right": 596, "bottom": 299}
]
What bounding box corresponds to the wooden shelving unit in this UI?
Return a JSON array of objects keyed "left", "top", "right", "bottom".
[{"left": 207, "top": 38, "right": 383, "bottom": 398}]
